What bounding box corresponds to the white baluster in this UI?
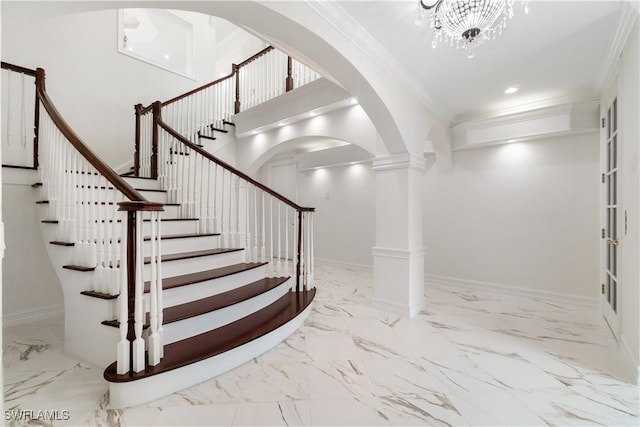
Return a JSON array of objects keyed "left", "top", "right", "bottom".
[
  {"left": 156, "top": 214, "right": 164, "bottom": 358},
  {"left": 269, "top": 197, "right": 274, "bottom": 276},
  {"left": 284, "top": 206, "right": 289, "bottom": 276},
  {"left": 261, "top": 192, "right": 266, "bottom": 262},
  {"left": 132, "top": 212, "right": 145, "bottom": 372},
  {"left": 277, "top": 203, "right": 282, "bottom": 275},
  {"left": 116, "top": 216, "right": 130, "bottom": 375},
  {"left": 148, "top": 211, "right": 161, "bottom": 366},
  {"left": 253, "top": 187, "right": 258, "bottom": 262}
]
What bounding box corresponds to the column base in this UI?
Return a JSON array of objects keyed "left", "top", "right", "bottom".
[{"left": 372, "top": 246, "right": 425, "bottom": 318}]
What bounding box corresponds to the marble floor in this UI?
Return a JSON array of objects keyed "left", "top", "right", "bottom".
[{"left": 3, "top": 263, "right": 639, "bottom": 426}]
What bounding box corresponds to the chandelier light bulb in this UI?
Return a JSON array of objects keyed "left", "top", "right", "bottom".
[{"left": 416, "top": 0, "right": 529, "bottom": 58}]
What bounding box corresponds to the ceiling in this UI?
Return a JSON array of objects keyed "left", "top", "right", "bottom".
[{"left": 330, "top": 0, "right": 625, "bottom": 123}]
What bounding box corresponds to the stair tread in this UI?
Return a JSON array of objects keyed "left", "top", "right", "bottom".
[
  {"left": 143, "top": 232, "right": 219, "bottom": 241},
  {"left": 143, "top": 248, "right": 243, "bottom": 264},
  {"left": 144, "top": 262, "right": 267, "bottom": 292},
  {"left": 104, "top": 288, "right": 315, "bottom": 383},
  {"left": 102, "top": 276, "right": 290, "bottom": 328}
]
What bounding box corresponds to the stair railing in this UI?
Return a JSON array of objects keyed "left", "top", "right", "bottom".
[
  {"left": 155, "top": 109, "right": 315, "bottom": 292},
  {"left": 1, "top": 62, "right": 39, "bottom": 169},
  {"left": 134, "top": 46, "right": 320, "bottom": 178},
  {"left": 33, "top": 66, "right": 165, "bottom": 375}
]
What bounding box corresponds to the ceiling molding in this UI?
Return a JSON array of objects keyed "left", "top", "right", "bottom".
[
  {"left": 594, "top": 1, "right": 639, "bottom": 92},
  {"left": 304, "top": 0, "right": 453, "bottom": 123},
  {"left": 452, "top": 100, "right": 600, "bottom": 150}
]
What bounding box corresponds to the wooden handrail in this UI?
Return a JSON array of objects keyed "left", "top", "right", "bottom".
[
  {"left": 155, "top": 108, "right": 314, "bottom": 213},
  {"left": 236, "top": 46, "right": 275, "bottom": 67},
  {"left": 1, "top": 61, "right": 37, "bottom": 76},
  {"left": 163, "top": 74, "right": 235, "bottom": 107},
  {"left": 35, "top": 68, "right": 162, "bottom": 209},
  {"left": 158, "top": 45, "right": 276, "bottom": 108}
]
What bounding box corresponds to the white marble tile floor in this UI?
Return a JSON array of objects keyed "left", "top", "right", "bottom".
[{"left": 3, "top": 263, "right": 639, "bottom": 426}]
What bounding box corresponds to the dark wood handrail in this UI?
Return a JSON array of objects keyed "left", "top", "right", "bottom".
[
  {"left": 35, "top": 68, "right": 162, "bottom": 209},
  {"left": 236, "top": 46, "right": 275, "bottom": 67},
  {"left": 155, "top": 109, "right": 314, "bottom": 213},
  {"left": 1, "top": 61, "right": 37, "bottom": 76},
  {"left": 158, "top": 45, "right": 276, "bottom": 108}
]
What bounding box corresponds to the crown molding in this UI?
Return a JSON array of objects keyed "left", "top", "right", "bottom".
[
  {"left": 304, "top": 0, "right": 453, "bottom": 123},
  {"left": 452, "top": 100, "right": 599, "bottom": 150},
  {"left": 594, "top": 1, "right": 639, "bottom": 92},
  {"left": 371, "top": 153, "right": 426, "bottom": 172}
]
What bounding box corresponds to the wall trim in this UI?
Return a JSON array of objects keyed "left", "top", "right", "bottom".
[
  {"left": 372, "top": 246, "right": 426, "bottom": 260},
  {"left": 372, "top": 296, "right": 424, "bottom": 318},
  {"left": 424, "top": 273, "right": 598, "bottom": 308},
  {"left": 371, "top": 153, "right": 426, "bottom": 173},
  {"left": 594, "top": 2, "right": 639, "bottom": 92},
  {"left": 3, "top": 303, "right": 64, "bottom": 327},
  {"left": 620, "top": 335, "right": 640, "bottom": 385}
]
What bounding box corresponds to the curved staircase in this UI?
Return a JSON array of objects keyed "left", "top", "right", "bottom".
[{"left": 3, "top": 46, "right": 319, "bottom": 409}]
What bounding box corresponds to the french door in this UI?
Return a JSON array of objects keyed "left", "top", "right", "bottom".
[{"left": 602, "top": 91, "right": 620, "bottom": 337}]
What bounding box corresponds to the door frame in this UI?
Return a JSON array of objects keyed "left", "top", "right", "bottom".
[{"left": 600, "top": 75, "right": 622, "bottom": 339}]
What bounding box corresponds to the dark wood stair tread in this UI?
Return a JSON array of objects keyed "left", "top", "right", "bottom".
[
  {"left": 144, "top": 248, "right": 243, "bottom": 264},
  {"left": 144, "top": 262, "right": 267, "bottom": 292},
  {"left": 63, "top": 265, "right": 96, "bottom": 272},
  {"left": 102, "top": 276, "right": 289, "bottom": 328},
  {"left": 143, "top": 232, "right": 219, "bottom": 241},
  {"left": 81, "top": 290, "right": 118, "bottom": 300},
  {"left": 104, "top": 288, "right": 315, "bottom": 383}
]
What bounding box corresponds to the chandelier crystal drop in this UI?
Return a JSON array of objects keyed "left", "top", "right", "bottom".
[{"left": 415, "top": 0, "right": 529, "bottom": 59}]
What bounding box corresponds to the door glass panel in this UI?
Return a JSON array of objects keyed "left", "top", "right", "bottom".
[{"left": 613, "top": 136, "right": 617, "bottom": 168}]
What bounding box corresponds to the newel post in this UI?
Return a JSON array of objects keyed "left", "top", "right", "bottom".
[
  {"left": 117, "top": 201, "right": 164, "bottom": 374},
  {"left": 233, "top": 63, "right": 241, "bottom": 114},
  {"left": 151, "top": 102, "right": 161, "bottom": 179},
  {"left": 134, "top": 104, "right": 142, "bottom": 176},
  {"left": 286, "top": 56, "right": 294, "bottom": 92}
]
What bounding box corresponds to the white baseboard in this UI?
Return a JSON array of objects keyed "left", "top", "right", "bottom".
[
  {"left": 425, "top": 273, "right": 598, "bottom": 308},
  {"left": 3, "top": 303, "right": 64, "bottom": 327},
  {"left": 620, "top": 335, "right": 640, "bottom": 385},
  {"left": 315, "top": 257, "right": 372, "bottom": 272}
]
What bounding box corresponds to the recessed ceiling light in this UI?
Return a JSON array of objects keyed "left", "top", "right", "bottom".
[
  {"left": 349, "top": 98, "right": 358, "bottom": 105},
  {"left": 252, "top": 130, "right": 259, "bottom": 135},
  {"left": 164, "top": 54, "right": 170, "bottom": 60},
  {"left": 309, "top": 111, "right": 316, "bottom": 117},
  {"left": 504, "top": 87, "right": 519, "bottom": 95},
  {"left": 507, "top": 139, "right": 517, "bottom": 143}
]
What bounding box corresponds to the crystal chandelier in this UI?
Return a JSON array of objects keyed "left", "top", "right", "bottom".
[{"left": 415, "top": 0, "right": 529, "bottom": 58}]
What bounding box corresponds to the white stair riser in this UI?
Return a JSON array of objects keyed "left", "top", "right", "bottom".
[
  {"left": 143, "top": 234, "right": 219, "bottom": 255},
  {"left": 138, "top": 190, "right": 168, "bottom": 204},
  {"left": 108, "top": 302, "right": 312, "bottom": 409},
  {"left": 142, "top": 250, "right": 245, "bottom": 280},
  {"left": 122, "top": 177, "right": 161, "bottom": 190},
  {"left": 163, "top": 280, "right": 290, "bottom": 344},
  {"left": 37, "top": 203, "right": 182, "bottom": 223},
  {"left": 142, "top": 219, "right": 198, "bottom": 236},
  {"left": 157, "top": 265, "right": 267, "bottom": 308}
]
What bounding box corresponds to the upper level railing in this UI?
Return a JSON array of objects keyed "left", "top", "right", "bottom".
[
  {"left": 1, "top": 62, "right": 39, "bottom": 169},
  {"left": 133, "top": 46, "right": 318, "bottom": 292},
  {"left": 4, "top": 62, "right": 165, "bottom": 377},
  {"left": 134, "top": 46, "right": 320, "bottom": 178}
]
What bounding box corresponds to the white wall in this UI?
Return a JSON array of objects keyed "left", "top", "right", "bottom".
[
  {"left": 1, "top": 6, "right": 219, "bottom": 169},
  {"left": 2, "top": 170, "right": 63, "bottom": 324},
  {"left": 297, "top": 162, "right": 375, "bottom": 268},
  {"left": 424, "top": 134, "right": 601, "bottom": 300}
]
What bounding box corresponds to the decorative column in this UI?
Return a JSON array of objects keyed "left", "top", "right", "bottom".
[{"left": 371, "top": 153, "right": 426, "bottom": 317}]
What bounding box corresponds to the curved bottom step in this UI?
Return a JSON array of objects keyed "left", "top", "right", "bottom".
[{"left": 106, "top": 288, "right": 315, "bottom": 408}]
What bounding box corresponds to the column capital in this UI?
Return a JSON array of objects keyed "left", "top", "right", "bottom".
[{"left": 371, "top": 153, "right": 426, "bottom": 173}]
